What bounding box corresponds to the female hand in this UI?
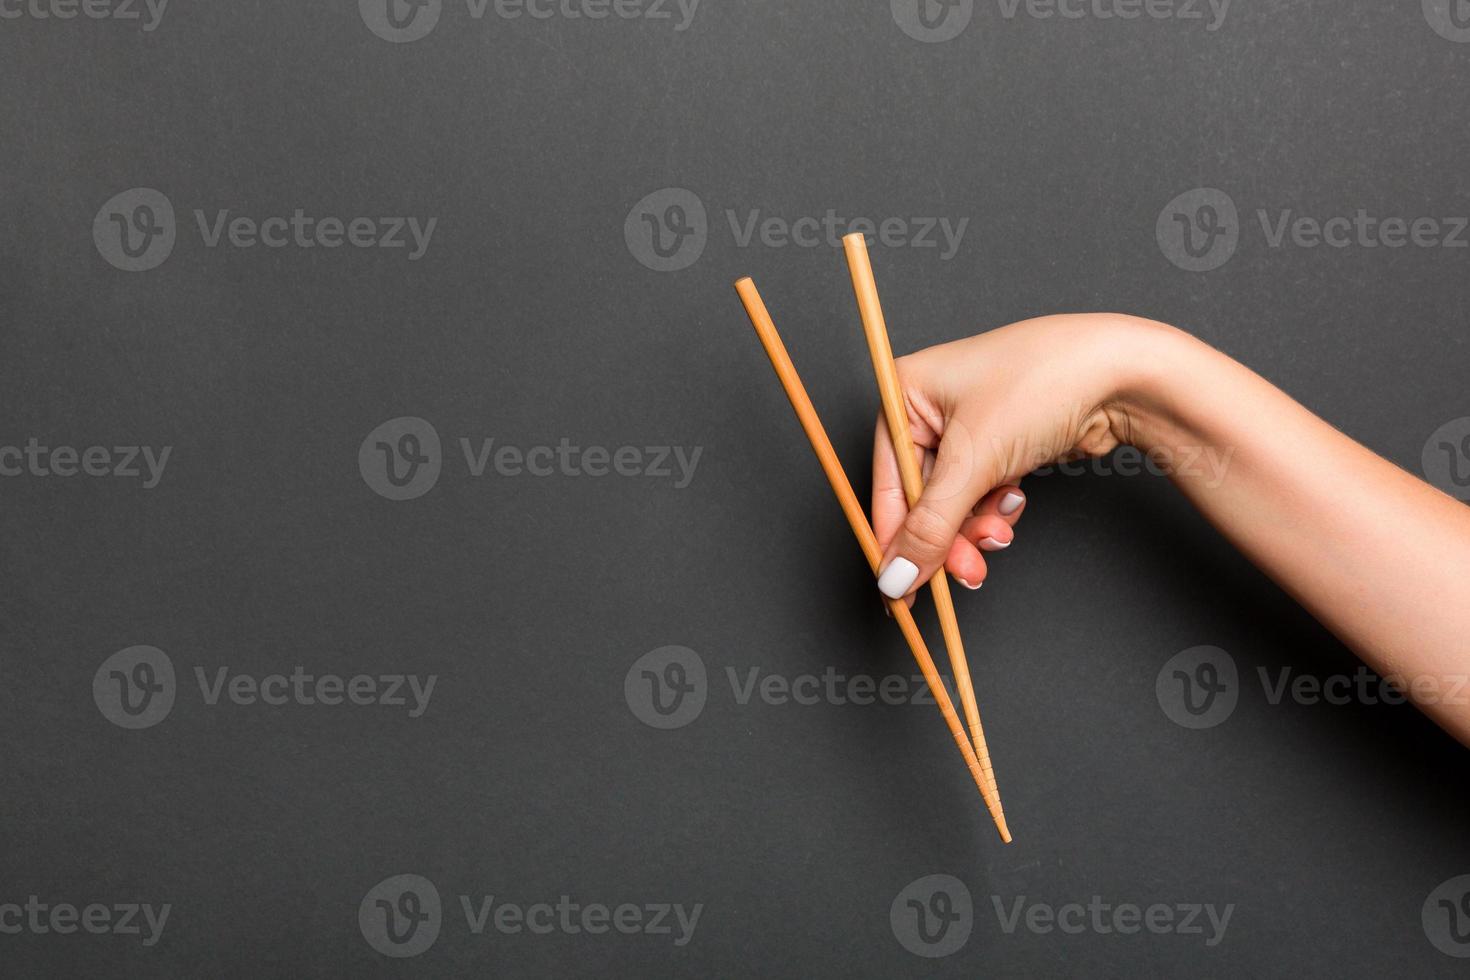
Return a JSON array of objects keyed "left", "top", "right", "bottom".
[{"left": 872, "top": 313, "right": 1166, "bottom": 599}]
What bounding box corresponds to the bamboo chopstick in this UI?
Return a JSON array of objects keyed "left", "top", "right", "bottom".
[
  {"left": 734, "top": 275, "right": 1011, "bottom": 843},
  {"left": 842, "top": 233, "right": 1005, "bottom": 822}
]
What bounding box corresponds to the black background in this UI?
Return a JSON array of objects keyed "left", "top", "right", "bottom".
[{"left": 2, "top": 1, "right": 1469, "bottom": 976}]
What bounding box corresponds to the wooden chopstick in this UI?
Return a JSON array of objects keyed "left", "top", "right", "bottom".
[
  {"left": 734, "top": 275, "right": 1011, "bottom": 843},
  {"left": 841, "top": 233, "right": 1005, "bottom": 822}
]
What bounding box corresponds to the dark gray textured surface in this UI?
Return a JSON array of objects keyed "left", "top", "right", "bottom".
[{"left": 3, "top": 1, "right": 1469, "bottom": 975}]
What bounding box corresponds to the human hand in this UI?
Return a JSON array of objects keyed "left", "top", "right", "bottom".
[{"left": 872, "top": 313, "right": 1173, "bottom": 599}]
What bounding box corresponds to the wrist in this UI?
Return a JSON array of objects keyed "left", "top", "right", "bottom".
[{"left": 1098, "top": 316, "right": 1216, "bottom": 453}]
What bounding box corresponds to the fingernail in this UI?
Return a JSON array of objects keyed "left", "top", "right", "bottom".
[
  {"left": 999, "top": 492, "right": 1025, "bottom": 516},
  {"left": 979, "top": 536, "right": 1010, "bottom": 550},
  {"left": 877, "top": 557, "right": 920, "bottom": 599},
  {"left": 960, "top": 578, "right": 983, "bottom": 590}
]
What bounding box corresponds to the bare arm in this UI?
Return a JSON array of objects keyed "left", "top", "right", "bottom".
[{"left": 871, "top": 315, "right": 1470, "bottom": 743}]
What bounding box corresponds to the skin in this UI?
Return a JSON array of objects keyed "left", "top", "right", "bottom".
[{"left": 872, "top": 314, "right": 1470, "bottom": 744}]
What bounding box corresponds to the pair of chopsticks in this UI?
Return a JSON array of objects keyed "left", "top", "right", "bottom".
[{"left": 734, "top": 234, "right": 1010, "bottom": 843}]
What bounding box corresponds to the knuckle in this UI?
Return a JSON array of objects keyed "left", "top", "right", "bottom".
[
  {"left": 904, "top": 503, "right": 955, "bottom": 554},
  {"left": 874, "top": 485, "right": 907, "bottom": 507}
]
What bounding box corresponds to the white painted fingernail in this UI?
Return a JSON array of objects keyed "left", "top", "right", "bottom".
[
  {"left": 979, "top": 536, "right": 1010, "bottom": 550},
  {"left": 999, "top": 492, "right": 1025, "bottom": 515},
  {"left": 877, "top": 558, "right": 920, "bottom": 599},
  {"left": 960, "top": 578, "right": 983, "bottom": 590}
]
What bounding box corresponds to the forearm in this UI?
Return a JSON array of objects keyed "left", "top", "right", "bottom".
[{"left": 1114, "top": 321, "right": 1470, "bottom": 740}]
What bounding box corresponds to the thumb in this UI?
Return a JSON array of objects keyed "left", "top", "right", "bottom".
[{"left": 875, "top": 423, "right": 997, "bottom": 599}]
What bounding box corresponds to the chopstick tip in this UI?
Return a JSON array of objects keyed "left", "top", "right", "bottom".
[{"left": 995, "top": 812, "right": 1013, "bottom": 844}]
